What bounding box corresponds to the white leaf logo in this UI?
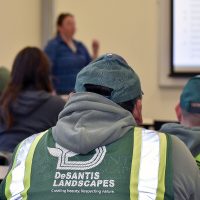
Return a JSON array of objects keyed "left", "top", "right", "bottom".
[{"left": 48, "top": 143, "right": 106, "bottom": 170}]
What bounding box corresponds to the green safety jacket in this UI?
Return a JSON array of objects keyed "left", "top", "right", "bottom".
[
  {"left": 195, "top": 154, "right": 200, "bottom": 169},
  {"left": 0, "top": 127, "right": 173, "bottom": 200}
]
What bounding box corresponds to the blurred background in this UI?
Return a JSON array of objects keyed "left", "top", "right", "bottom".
[{"left": 0, "top": 0, "right": 183, "bottom": 121}]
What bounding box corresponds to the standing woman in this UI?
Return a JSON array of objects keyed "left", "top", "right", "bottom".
[
  {"left": 0, "top": 47, "right": 65, "bottom": 153},
  {"left": 45, "top": 13, "right": 100, "bottom": 95}
]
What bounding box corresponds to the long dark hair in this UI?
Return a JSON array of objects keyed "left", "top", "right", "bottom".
[
  {"left": 0, "top": 47, "right": 53, "bottom": 129},
  {"left": 56, "top": 13, "right": 74, "bottom": 35}
]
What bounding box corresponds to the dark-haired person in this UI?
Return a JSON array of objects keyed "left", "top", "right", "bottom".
[
  {"left": 160, "top": 76, "right": 200, "bottom": 169},
  {"left": 1, "top": 54, "right": 199, "bottom": 200},
  {"left": 0, "top": 47, "right": 65, "bottom": 153},
  {"left": 44, "top": 13, "right": 100, "bottom": 95}
]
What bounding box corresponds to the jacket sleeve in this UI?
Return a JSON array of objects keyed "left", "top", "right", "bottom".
[
  {"left": 0, "top": 145, "right": 20, "bottom": 199},
  {"left": 172, "top": 135, "right": 200, "bottom": 200},
  {"left": 0, "top": 177, "right": 6, "bottom": 200}
]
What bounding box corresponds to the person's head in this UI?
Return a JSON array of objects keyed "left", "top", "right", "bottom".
[
  {"left": 75, "top": 54, "right": 143, "bottom": 125},
  {"left": 57, "top": 13, "right": 76, "bottom": 38},
  {"left": 0, "top": 67, "right": 10, "bottom": 95},
  {"left": 0, "top": 47, "right": 53, "bottom": 129},
  {"left": 175, "top": 75, "right": 200, "bottom": 127}
]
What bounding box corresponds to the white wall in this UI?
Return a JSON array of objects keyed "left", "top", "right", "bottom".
[
  {"left": 0, "top": 0, "right": 41, "bottom": 69},
  {"left": 54, "top": 0, "right": 182, "bottom": 121}
]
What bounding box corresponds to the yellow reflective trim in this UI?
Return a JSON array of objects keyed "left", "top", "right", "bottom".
[
  {"left": 20, "top": 131, "right": 47, "bottom": 200},
  {"left": 156, "top": 132, "right": 167, "bottom": 200},
  {"left": 195, "top": 153, "right": 200, "bottom": 169},
  {"left": 195, "top": 153, "right": 200, "bottom": 161},
  {"left": 130, "top": 127, "right": 142, "bottom": 200},
  {"left": 5, "top": 143, "right": 23, "bottom": 200}
]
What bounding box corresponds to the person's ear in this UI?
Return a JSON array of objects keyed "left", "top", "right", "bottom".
[
  {"left": 175, "top": 103, "right": 182, "bottom": 122},
  {"left": 132, "top": 99, "right": 143, "bottom": 125}
]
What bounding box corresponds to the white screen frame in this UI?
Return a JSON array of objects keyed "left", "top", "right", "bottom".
[{"left": 158, "top": 0, "right": 188, "bottom": 87}]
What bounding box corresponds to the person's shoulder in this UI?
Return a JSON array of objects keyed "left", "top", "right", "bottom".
[
  {"left": 160, "top": 122, "right": 186, "bottom": 133},
  {"left": 45, "top": 36, "right": 60, "bottom": 48},
  {"left": 46, "top": 94, "right": 66, "bottom": 109}
]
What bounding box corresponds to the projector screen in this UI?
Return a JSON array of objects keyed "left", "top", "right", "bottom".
[{"left": 171, "top": 0, "right": 200, "bottom": 76}]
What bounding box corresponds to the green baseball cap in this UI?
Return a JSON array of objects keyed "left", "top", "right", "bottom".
[
  {"left": 75, "top": 53, "right": 143, "bottom": 103},
  {"left": 180, "top": 75, "right": 200, "bottom": 113}
]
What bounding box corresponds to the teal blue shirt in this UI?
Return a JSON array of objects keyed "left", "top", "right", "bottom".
[{"left": 45, "top": 35, "right": 91, "bottom": 94}]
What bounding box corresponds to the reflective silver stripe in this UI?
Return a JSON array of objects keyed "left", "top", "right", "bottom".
[
  {"left": 138, "top": 129, "right": 160, "bottom": 200},
  {"left": 9, "top": 134, "right": 38, "bottom": 199},
  {"left": 10, "top": 193, "right": 22, "bottom": 200}
]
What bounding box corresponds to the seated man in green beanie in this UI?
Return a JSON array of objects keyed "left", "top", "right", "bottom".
[
  {"left": 160, "top": 76, "right": 200, "bottom": 169},
  {"left": 0, "top": 54, "right": 200, "bottom": 200},
  {"left": 0, "top": 67, "right": 10, "bottom": 95}
]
